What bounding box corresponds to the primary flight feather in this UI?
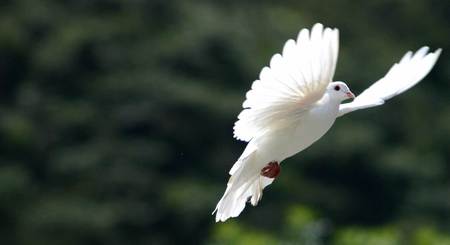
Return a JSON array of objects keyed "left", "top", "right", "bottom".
[{"left": 214, "top": 23, "right": 441, "bottom": 222}]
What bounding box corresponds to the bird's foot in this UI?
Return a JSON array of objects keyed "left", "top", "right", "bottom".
[{"left": 260, "top": 161, "right": 280, "bottom": 178}]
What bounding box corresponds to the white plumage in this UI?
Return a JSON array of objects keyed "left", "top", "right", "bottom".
[
  {"left": 213, "top": 23, "right": 441, "bottom": 222},
  {"left": 234, "top": 24, "right": 339, "bottom": 142}
]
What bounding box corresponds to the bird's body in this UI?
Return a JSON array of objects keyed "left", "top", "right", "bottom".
[
  {"left": 214, "top": 23, "right": 441, "bottom": 222},
  {"left": 258, "top": 92, "right": 340, "bottom": 162},
  {"left": 214, "top": 85, "right": 346, "bottom": 222}
]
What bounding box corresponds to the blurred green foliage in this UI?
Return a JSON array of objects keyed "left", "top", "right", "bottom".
[{"left": 0, "top": 0, "right": 449, "bottom": 244}]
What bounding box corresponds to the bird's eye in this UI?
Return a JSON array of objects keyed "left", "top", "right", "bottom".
[{"left": 334, "top": 85, "right": 340, "bottom": 91}]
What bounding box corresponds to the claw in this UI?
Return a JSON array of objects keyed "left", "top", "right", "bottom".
[{"left": 260, "top": 161, "right": 280, "bottom": 178}]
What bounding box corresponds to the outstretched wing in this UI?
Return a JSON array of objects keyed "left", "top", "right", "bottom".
[
  {"left": 338, "top": 47, "right": 441, "bottom": 117},
  {"left": 234, "top": 23, "right": 339, "bottom": 141}
]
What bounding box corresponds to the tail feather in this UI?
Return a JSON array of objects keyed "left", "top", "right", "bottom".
[
  {"left": 213, "top": 150, "right": 275, "bottom": 222},
  {"left": 213, "top": 175, "right": 259, "bottom": 222},
  {"left": 229, "top": 143, "right": 257, "bottom": 175}
]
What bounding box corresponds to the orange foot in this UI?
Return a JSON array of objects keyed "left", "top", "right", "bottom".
[{"left": 260, "top": 161, "right": 280, "bottom": 178}]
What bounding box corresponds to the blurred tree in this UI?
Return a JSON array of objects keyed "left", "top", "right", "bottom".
[{"left": 0, "top": 0, "right": 448, "bottom": 244}]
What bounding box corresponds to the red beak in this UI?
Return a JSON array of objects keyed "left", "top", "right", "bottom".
[{"left": 346, "top": 92, "right": 355, "bottom": 99}]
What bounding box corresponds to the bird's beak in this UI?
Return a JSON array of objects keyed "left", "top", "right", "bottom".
[{"left": 346, "top": 92, "right": 355, "bottom": 99}]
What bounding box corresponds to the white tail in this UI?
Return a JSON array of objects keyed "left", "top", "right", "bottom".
[{"left": 213, "top": 148, "right": 274, "bottom": 222}]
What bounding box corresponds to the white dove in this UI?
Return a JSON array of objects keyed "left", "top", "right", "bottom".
[{"left": 213, "top": 23, "right": 441, "bottom": 222}]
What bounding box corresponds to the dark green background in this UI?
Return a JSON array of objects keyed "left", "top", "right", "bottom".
[{"left": 0, "top": 0, "right": 449, "bottom": 244}]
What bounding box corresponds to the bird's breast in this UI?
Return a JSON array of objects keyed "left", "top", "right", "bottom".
[
  {"left": 275, "top": 100, "right": 340, "bottom": 160},
  {"left": 253, "top": 97, "right": 340, "bottom": 163}
]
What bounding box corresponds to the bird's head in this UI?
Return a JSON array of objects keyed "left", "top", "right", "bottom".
[{"left": 327, "top": 81, "right": 355, "bottom": 101}]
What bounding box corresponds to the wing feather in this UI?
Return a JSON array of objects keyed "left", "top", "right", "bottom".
[
  {"left": 338, "top": 47, "right": 441, "bottom": 117},
  {"left": 234, "top": 23, "right": 339, "bottom": 141}
]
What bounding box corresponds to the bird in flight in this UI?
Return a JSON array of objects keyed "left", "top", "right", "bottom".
[{"left": 213, "top": 23, "right": 441, "bottom": 222}]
